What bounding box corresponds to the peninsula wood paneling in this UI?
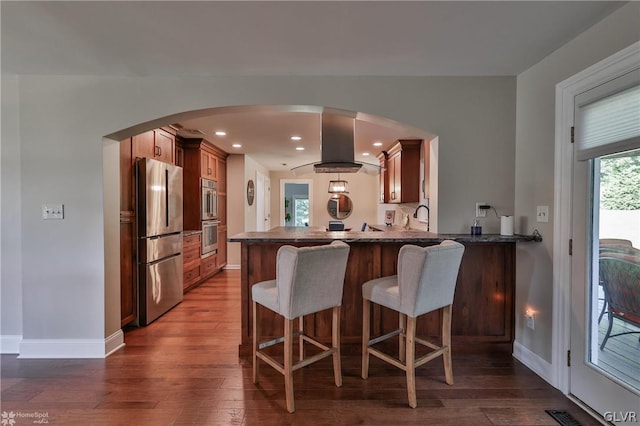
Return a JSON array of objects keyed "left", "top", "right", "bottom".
[{"left": 239, "top": 241, "right": 515, "bottom": 355}]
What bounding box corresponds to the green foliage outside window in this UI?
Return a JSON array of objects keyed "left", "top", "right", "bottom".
[{"left": 600, "top": 154, "right": 640, "bottom": 210}]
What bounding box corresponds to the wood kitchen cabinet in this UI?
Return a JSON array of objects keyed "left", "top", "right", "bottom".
[
  {"left": 119, "top": 137, "right": 137, "bottom": 327},
  {"left": 181, "top": 138, "right": 228, "bottom": 231},
  {"left": 132, "top": 128, "right": 176, "bottom": 165},
  {"left": 201, "top": 150, "right": 217, "bottom": 180},
  {"left": 384, "top": 139, "right": 421, "bottom": 204},
  {"left": 377, "top": 152, "right": 388, "bottom": 203},
  {"left": 180, "top": 138, "right": 228, "bottom": 291},
  {"left": 183, "top": 233, "right": 202, "bottom": 291}
]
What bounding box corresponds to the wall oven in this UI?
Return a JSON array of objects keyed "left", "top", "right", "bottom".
[
  {"left": 202, "top": 220, "right": 219, "bottom": 257},
  {"left": 201, "top": 178, "right": 218, "bottom": 220}
]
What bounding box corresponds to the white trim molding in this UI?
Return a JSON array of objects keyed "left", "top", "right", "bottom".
[
  {"left": 18, "top": 329, "right": 125, "bottom": 359},
  {"left": 553, "top": 41, "right": 640, "bottom": 393},
  {"left": 513, "top": 341, "right": 554, "bottom": 386},
  {"left": 0, "top": 335, "right": 23, "bottom": 354},
  {"left": 105, "top": 329, "right": 125, "bottom": 357},
  {"left": 224, "top": 264, "right": 241, "bottom": 270}
]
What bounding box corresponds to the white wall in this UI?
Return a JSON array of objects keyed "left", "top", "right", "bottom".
[
  {"left": 270, "top": 171, "right": 379, "bottom": 230},
  {"left": 514, "top": 2, "right": 640, "bottom": 364},
  {"left": 226, "top": 155, "right": 245, "bottom": 268},
  {"left": 244, "top": 155, "right": 270, "bottom": 232},
  {"left": 599, "top": 210, "right": 640, "bottom": 248},
  {"left": 1, "top": 74, "right": 515, "bottom": 356},
  {"left": 1, "top": 75, "right": 23, "bottom": 353}
]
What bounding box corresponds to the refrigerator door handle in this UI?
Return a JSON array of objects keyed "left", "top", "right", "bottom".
[
  {"left": 165, "top": 169, "right": 170, "bottom": 227},
  {"left": 147, "top": 252, "right": 181, "bottom": 266}
]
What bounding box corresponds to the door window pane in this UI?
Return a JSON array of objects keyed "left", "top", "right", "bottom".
[{"left": 589, "top": 149, "right": 640, "bottom": 392}]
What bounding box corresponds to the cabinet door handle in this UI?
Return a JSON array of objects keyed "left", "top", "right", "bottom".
[{"left": 158, "top": 147, "right": 162, "bottom": 156}]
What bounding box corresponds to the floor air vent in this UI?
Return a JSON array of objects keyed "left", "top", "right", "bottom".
[{"left": 545, "top": 410, "right": 583, "bottom": 426}]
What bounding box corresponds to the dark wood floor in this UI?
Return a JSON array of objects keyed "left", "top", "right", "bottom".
[{"left": 1, "top": 270, "right": 602, "bottom": 425}]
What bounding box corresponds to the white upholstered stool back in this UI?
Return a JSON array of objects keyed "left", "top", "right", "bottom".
[
  {"left": 362, "top": 240, "right": 465, "bottom": 408},
  {"left": 252, "top": 240, "right": 350, "bottom": 413}
]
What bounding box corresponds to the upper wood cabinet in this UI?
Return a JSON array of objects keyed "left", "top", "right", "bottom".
[
  {"left": 132, "top": 128, "right": 176, "bottom": 164},
  {"left": 377, "top": 152, "right": 388, "bottom": 203},
  {"left": 201, "top": 150, "right": 217, "bottom": 179},
  {"left": 382, "top": 139, "right": 421, "bottom": 204},
  {"left": 181, "top": 138, "right": 228, "bottom": 231}
]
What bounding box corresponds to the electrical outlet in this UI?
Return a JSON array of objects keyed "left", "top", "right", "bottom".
[
  {"left": 475, "top": 202, "right": 486, "bottom": 218},
  {"left": 526, "top": 315, "right": 535, "bottom": 330},
  {"left": 525, "top": 310, "right": 535, "bottom": 330}
]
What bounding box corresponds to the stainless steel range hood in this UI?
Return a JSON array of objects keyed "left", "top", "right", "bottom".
[
  {"left": 313, "top": 114, "right": 362, "bottom": 173},
  {"left": 292, "top": 111, "right": 380, "bottom": 175}
]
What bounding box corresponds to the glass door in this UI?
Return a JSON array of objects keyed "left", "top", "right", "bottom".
[{"left": 570, "top": 71, "right": 640, "bottom": 424}]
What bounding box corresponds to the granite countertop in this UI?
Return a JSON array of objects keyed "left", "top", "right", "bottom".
[
  {"left": 183, "top": 230, "right": 203, "bottom": 236},
  {"left": 228, "top": 226, "right": 541, "bottom": 243}
]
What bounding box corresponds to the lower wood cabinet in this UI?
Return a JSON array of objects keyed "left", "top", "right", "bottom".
[
  {"left": 182, "top": 231, "right": 224, "bottom": 293},
  {"left": 201, "top": 253, "right": 218, "bottom": 276},
  {"left": 183, "top": 233, "right": 202, "bottom": 291}
]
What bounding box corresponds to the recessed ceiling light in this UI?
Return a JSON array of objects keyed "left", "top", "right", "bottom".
[
  {"left": 296, "top": 147, "right": 305, "bottom": 151},
  {"left": 232, "top": 143, "right": 242, "bottom": 148},
  {"left": 362, "top": 152, "right": 370, "bottom": 156},
  {"left": 215, "top": 131, "right": 227, "bottom": 136},
  {"left": 373, "top": 141, "right": 383, "bottom": 147},
  {"left": 291, "top": 136, "right": 302, "bottom": 141}
]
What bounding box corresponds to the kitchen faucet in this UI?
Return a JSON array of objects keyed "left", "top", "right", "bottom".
[{"left": 412, "top": 204, "right": 430, "bottom": 231}]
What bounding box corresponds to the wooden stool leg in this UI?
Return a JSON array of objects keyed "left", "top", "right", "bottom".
[
  {"left": 399, "top": 313, "right": 407, "bottom": 363},
  {"left": 442, "top": 305, "right": 454, "bottom": 385},
  {"left": 299, "top": 316, "right": 304, "bottom": 361},
  {"left": 361, "top": 298, "right": 371, "bottom": 379},
  {"left": 252, "top": 301, "right": 259, "bottom": 384},
  {"left": 284, "top": 318, "right": 295, "bottom": 413},
  {"left": 406, "top": 316, "right": 417, "bottom": 408},
  {"left": 332, "top": 306, "right": 343, "bottom": 387}
]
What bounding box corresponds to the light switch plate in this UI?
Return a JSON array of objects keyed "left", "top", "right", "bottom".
[
  {"left": 43, "top": 203, "right": 64, "bottom": 220},
  {"left": 536, "top": 205, "right": 549, "bottom": 223}
]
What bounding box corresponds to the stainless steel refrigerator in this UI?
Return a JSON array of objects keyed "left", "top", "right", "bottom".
[{"left": 136, "top": 158, "right": 184, "bottom": 326}]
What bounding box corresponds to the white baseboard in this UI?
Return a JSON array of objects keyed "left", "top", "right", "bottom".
[
  {"left": 224, "top": 264, "right": 240, "bottom": 270},
  {"left": 105, "top": 329, "right": 125, "bottom": 357},
  {"left": 19, "top": 330, "right": 125, "bottom": 359},
  {"left": 0, "top": 334, "right": 22, "bottom": 354},
  {"left": 513, "top": 340, "right": 554, "bottom": 387}
]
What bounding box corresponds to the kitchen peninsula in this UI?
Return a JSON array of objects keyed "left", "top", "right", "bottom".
[{"left": 229, "top": 226, "right": 540, "bottom": 355}]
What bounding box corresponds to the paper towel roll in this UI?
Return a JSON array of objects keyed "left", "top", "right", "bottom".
[{"left": 500, "top": 216, "right": 514, "bottom": 236}]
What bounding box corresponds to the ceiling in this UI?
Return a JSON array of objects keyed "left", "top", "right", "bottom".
[{"left": 1, "top": 1, "right": 624, "bottom": 171}]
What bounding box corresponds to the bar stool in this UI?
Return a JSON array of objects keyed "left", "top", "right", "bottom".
[
  {"left": 361, "top": 241, "right": 465, "bottom": 408},
  {"left": 252, "top": 241, "right": 350, "bottom": 413}
]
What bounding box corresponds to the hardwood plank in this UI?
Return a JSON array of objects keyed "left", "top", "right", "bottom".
[{"left": 0, "top": 270, "right": 600, "bottom": 425}]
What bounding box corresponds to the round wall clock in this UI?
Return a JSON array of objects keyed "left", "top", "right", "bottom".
[{"left": 246, "top": 179, "right": 255, "bottom": 206}]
